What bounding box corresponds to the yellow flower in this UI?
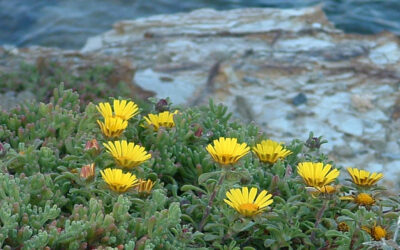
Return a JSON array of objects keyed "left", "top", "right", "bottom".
[
  {"left": 97, "top": 100, "right": 139, "bottom": 121},
  {"left": 97, "top": 117, "right": 128, "bottom": 138},
  {"left": 346, "top": 168, "right": 383, "bottom": 187},
  {"left": 206, "top": 137, "right": 250, "bottom": 165},
  {"left": 340, "top": 193, "right": 376, "bottom": 206},
  {"left": 100, "top": 168, "right": 138, "bottom": 193},
  {"left": 297, "top": 162, "right": 340, "bottom": 188},
  {"left": 362, "top": 225, "right": 388, "bottom": 241},
  {"left": 80, "top": 163, "right": 95, "bottom": 180},
  {"left": 103, "top": 140, "right": 151, "bottom": 169},
  {"left": 354, "top": 193, "right": 375, "bottom": 206},
  {"left": 252, "top": 139, "right": 292, "bottom": 164},
  {"left": 143, "top": 111, "right": 178, "bottom": 131},
  {"left": 224, "top": 187, "right": 273, "bottom": 217},
  {"left": 137, "top": 179, "right": 155, "bottom": 195}
]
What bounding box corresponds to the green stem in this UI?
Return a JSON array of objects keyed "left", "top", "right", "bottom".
[
  {"left": 198, "top": 171, "right": 226, "bottom": 231},
  {"left": 310, "top": 199, "right": 329, "bottom": 244}
]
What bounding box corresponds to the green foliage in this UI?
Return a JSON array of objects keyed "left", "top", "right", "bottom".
[
  {"left": 0, "top": 62, "right": 135, "bottom": 106},
  {"left": 0, "top": 85, "right": 399, "bottom": 249}
]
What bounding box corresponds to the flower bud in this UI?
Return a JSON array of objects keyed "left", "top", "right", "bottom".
[
  {"left": 194, "top": 127, "right": 203, "bottom": 137},
  {"left": 80, "top": 163, "right": 95, "bottom": 181},
  {"left": 0, "top": 142, "right": 6, "bottom": 157},
  {"left": 84, "top": 139, "right": 100, "bottom": 155},
  {"left": 155, "top": 99, "right": 169, "bottom": 112}
]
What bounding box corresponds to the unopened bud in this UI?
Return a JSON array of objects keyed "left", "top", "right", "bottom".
[
  {"left": 0, "top": 142, "right": 6, "bottom": 157},
  {"left": 80, "top": 163, "right": 95, "bottom": 181},
  {"left": 155, "top": 99, "right": 169, "bottom": 112},
  {"left": 84, "top": 139, "right": 100, "bottom": 155},
  {"left": 284, "top": 165, "right": 293, "bottom": 178},
  {"left": 194, "top": 127, "right": 203, "bottom": 137}
]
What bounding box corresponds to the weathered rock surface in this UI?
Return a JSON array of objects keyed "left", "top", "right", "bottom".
[{"left": 82, "top": 6, "right": 400, "bottom": 188}]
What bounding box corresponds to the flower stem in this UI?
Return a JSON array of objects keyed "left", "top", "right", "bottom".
[
  {"left": 393, "top": 215, "right": 400, "bottom": 242},
  {"left": 310, "top": 199, "right": 329, "bottom": 244},
  {"left": 198, "top": 171, "right": 226, "bottom": 232}
]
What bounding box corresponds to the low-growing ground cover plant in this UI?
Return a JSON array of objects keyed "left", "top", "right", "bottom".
[{"left": 0, "top": 84, "right": 399, "bottom": 249}]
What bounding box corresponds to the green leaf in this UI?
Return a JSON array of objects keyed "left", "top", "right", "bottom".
[
  {"left": 198, "top": 171, "right": 222, "bottom": 185},
  {"left": 181, "top": 185, "right": 206, "bottom": 194}
]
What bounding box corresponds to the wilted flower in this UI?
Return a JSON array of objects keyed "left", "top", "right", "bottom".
[
  {"left": 100, "top": 168, "right": 138, "bottom": 193},
  {"left": 337, "top": 222, "right": 350, "bottom": 232},
  {"left": 103, "top": 140, "right": 151, "bottom": 169},
  {"left": 85, "top": 139, "right": 100, "bottom": 154},
  {"left": 346, "top": 168, "right": 383, "bottom": 187},
  {"left": 224, "top": 187, "right": 273, "bottom": 217},
  {"left": 97, "top": 117, "right": 128, "bottom": 138},
  {"left": 97, "top": 100, "right": 139, "bottom": 121},
  {"left": 143, "top": 111, "right": 178, "bottom": 131},
  {"left": 362, "top": 225, "right": 388, "bottom": 241},
  {"left": 297, "top": 162, "right": 340, "bottom": 188},
  {"left": 252, "top": 139, "right": 292, "bottom": 164},
  {"left": 80, "top": 163, "right": 95, "bottom": 180},
  {"left": 206, "top": 137, "right": 250, "bottom": 165},
  {"left": 137, "top": 179, "right": 155, "bottom": 196}
]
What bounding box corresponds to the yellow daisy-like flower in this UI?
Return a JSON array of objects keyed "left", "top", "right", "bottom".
[
  {"left": 252, "top": 139, "right": 292, "bottom": 164},
  {"left": 224, "top": 187, "right": 273, "bottom": 217},
  {"left": 362, "top": 225, "right": 388, "bottom": 241},
  {"left": 103, "top": 140, "right": 151, "bottom": 169},
  {"left": 97, "top": 100, "right": 139, "bottom": 121},
  {"left": 206, "top": 137, "right": 250, "bottom": 165},
  {"left": 354, "top": 193, "right": 375, "bottom": 206},
  {"left": 340, "top": 193, "right": 376, "bottom": 206},
  {"left": 143, "top": 111, "right": 178, "bottom": 131},
  {"left": 346, "top": 168, "right": 383, "bottom": 187},
  {"left": 137, "top": 179, "right": 155, "bottom": 195},
  {"left": 97, "top": 117, "right": 128, "bottom": 138},
  {"left": 297, "top": 162, "right": 340, "bottom": 188},
  {"left": 100, "top": 168, "right": 138, "bottom": 193}
]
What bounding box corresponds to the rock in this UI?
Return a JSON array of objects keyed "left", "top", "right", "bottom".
[
  {"left": 292, "top": 93, "right": 307, "bottom": 106},
  {"left": 328, "top": 113, "right": 364, "bottom": 137}
]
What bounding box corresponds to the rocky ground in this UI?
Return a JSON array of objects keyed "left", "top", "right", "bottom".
[{"left": 2, "top": 6, "right": 400, "bottom": 188}]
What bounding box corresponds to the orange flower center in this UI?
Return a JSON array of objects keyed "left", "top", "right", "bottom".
[
  {"left": 355, "top": 193, "right": 375, "bottom": 206},
  {"left": 372, "top": 226, "right": 387, "bottom": 241},
  {"left": 239, "top": 203, "right": 259, "bottom": 212}
]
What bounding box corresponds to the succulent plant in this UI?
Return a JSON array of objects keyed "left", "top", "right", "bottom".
[{"left": 0, "top": 84, "right": 398, "bottom": 249}]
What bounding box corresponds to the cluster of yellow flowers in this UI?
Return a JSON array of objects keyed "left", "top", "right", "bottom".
[
  {"left": 87, "top": 99, "right": 388, "bottom": 241},
  {"left": 206, "top": 137, "right": 291, "bottom": 217},
  {"left": 83, "top": 99, "right": 179, "bottom": 196},
  {"left": 205, "top": 137, "right": 387, "bottom": 240}
]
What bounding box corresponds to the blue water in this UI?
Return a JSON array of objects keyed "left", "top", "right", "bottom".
[{"left": 1, "top": 0, "right": 400, "bottom": 49}]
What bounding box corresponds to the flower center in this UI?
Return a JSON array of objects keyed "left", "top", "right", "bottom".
[
  {"left": 239, "top": 203, "right": 259, "bottom": 212},
  {"left": 372, "top": 226, "right": 386, "bottom": 240},
  {"left": 355, "top": 193, "right": 375, "bottom": 205}
]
